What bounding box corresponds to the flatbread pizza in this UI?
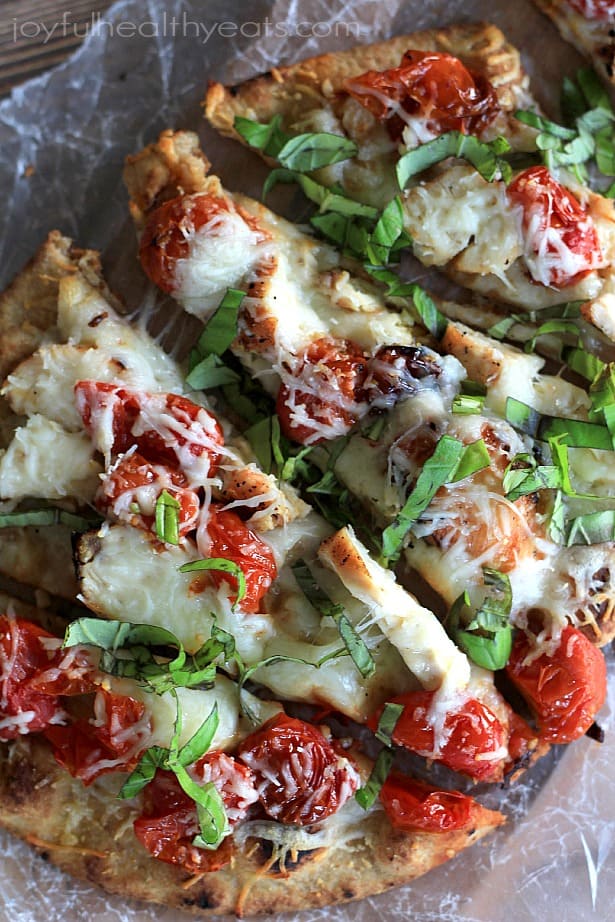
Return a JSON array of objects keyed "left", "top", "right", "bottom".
[{"left": 533, "top": 1, "right": 615, "bottom": 85}]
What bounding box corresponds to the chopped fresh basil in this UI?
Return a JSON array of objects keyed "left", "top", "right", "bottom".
[
  {"left": 186, "top": 353, "right": 241, "bottom": 391},
  {"left": 381, "top": 436, "right": 489, "bottom": 565},
  {"left": 446, "top": 568, "right": 512, "bottom": 671},
  {"left": 373, "top": 702, "right": 404, "bottom": 747},
  {"left": 179, "top": 557, "right": 247, "bottom": 608},
  {"left": 396, "top": 131, "right": 512, "bottom": 189},
  {"left": 0, "top": 507, "right": 102, "bottom": 531},
  {"left": 452, "top": 393, "right": 486, "bottom": 415},
  {"left": 505, "top": 397, "right": 613, "bottom": 450},
  {"left": 117, "top": 746, "right": 167, "bottom": 799},
  {"left": 196, "top": 289, "right": 245, "bottom": 357},
  {"left": 523, "top": 319, "right": 583, "bottom": 355},
  {"left": 292, "top": 559, "right": 376, "bottom": 679},
  {"left": 263, "top": 168, "right": 378, "bottom": 218},
  {"left": 364, "top": 197, "right": 412, "bottom": 266},
  {"left": 549, "top": 489, "right": 567, "bottom": 544},
  {"left": 487, "top": 301, "right": 584, "bottom": 342},
  {"left": 518, "top": 68, "right": 615, "bottom": 190},
  {"left": 234, "top": 114, "right": 290, "bottom": 158},
  {"left": 364, "top": 266, "right": 448, "bottom": 339},
  {"left": 566, "top": 509, "right": 615, "bottom": 546},
  {"left": 355, "top": 704, "right": 403, "bottom": 809},
  {"left": 154, "top": 489, "right": 180, "bottom": 545},
  {"left": 276, "top": 132, "right": 358, "bottom": 172},
  {"left": 562, "top": 346, "right": 605, "bottom": 381},
  {"left": 355, "top": 748, "right": 395, "bottom": 810},
  {"left": 503, "top": 455, "right": 561, "bottom": 501}
]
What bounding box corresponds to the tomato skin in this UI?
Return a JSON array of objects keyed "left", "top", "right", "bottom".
[
  {"left": 276, "top": 337, "right": 368, "bottom": 445},
  {"left": 139, "top": 192, "right": 267, "bottom": 294},
  {"left": 97, "top": 451, "right": 200, "bottom": 537},
  {"left": 0, "top": 617, "right": 67, "bottom": 740},
  {"left": 139, "top": 194, "right": 235, "bottom": 293},
  {"left": 507, "top": 166, "right": 604, "bottom": 288},
  {"left": 567, "top": 0, "right": 615, "bottom": 20},
  {"left": 380, "top": 773, "right": 476, "bottom": 833},
  {"left": 44, "top": 689, "right": 149, "bottom": 785},
  {"left": 74, "top": 382, "right": 224, "bottom": 479},
  {"left": 506, "top": 626, "right": 607, "bottom": 744},
  {"left": 345, "top": 49, "right": 500, "bottom": 141},
  {"left": 205, "top": 505, "right": 277, "bottom": 613},
  {"left": 368, "top": 691, "right": 507, "bottom": 782},
  {"left": 133, "top": 769, "right": 233, "bottom": 874},
  {"left": 237, "top": 715, "right": 360, "bottom": 825}
]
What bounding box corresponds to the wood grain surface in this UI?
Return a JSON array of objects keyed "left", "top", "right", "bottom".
[{"left": 0, "top": 1, "right": 113, "bottom": 97}]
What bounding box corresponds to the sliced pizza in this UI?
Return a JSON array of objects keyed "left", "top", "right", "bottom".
[
  {"left": 205, "top": 24, "right": 615, "bottom": 328},
  {"left": 0, "top": 233, "right": 517, "bottom": 914},
  {"left": 533, "top": 1, "right": 615, "bottom": 84}
]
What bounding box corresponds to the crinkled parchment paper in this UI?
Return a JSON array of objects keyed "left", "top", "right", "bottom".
[{"left": 0, "top": 0, "right": 613, "bottom": 919}]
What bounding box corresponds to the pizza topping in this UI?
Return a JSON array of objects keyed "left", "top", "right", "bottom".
[
  {"left": 507, "top": 166, "right": 605, "bottom": 288},
  {"left": 445, "top": 568, "right": 513, "bottom": 671},
  {"left": 0, "top": 616, "right": 68, "bottom": 740},
  {"left": 362, "top": 345, "right": 442, "bottom": 410},
  {"left": 344, "top": 50, "right": 500, "bottom": 143},
  {"left": 276, "top": 337, "right": 369, "bottom": 445},
  {"left": 139, "top": 193, "right": 267, "bottom": 304},
  {"left": 506, "top": 625, "right": 607, "bottom": 743},
  {"left": 75, "top": 382, "right": 224, "bottom": 484},
  {"left": 97, "top": 451, "right": 199, "bottom": 541},
  {"left": 567, "top": 0, "right": 615, "bottom": 20},
  {"left": 237, "top": 714, "right": 360, "bottom": 825},
  {"left": 369, "top": 691, "right": 508, "bottom": 782},
  {"left": 379, "top": 773, "right": 477, "bottom": 833},
  {"left": 133, "top": 769, "right": 234, "bottom": 873},
  {"left": 45, "top": 688, "right": 152, "bottom": 784}
]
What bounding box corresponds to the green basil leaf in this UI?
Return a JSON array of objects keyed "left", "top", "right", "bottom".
[
  {"left": 452, "top": 393, "right": 486, "bottom": 415},
  {"left": 0, "top": 507, "right": 101, "bottom": 531},
  {"left": 364, "top": 266, "right": 448, "bottom": 339},
  {"left": 523, "top": 319, "right": 582, "bottom": 354},
  {"left": 566, "top": 509, "right": 615, "bottom": 545},
  {"left": 355, "top": 747, "right": 395, "bottom": 810},
  {"left": 515, "top": 109, "right": 577, "bottom": 140},
  {"left": 118, "top": 746, "right": 168, "bottom": 800},
  {"left": 595, "top": 127, "right": 615, "bottom": 176},
  {"left": 549, "top": 489, "right": 567, "bottom": 543},
  {"left": 561, "top": 75, "right": 588, "bottom": 125},
  {"left": 233, "top": 114, "right": 290, "bottom": 158},
  {"left": 457, "top": 624, "right": 512, "bottom": 671},
  {"left": 264, "top": 168, "right": 378, "bottom": 218},
  {"left": 562, "top": 346, "right": 605, "bottom": 381},
  {"left": 450, "top": 439, "right": 491, "bottom": 483},
  {"left": 245, "top": 416, "right": 274, "bottom": 473},
  {"left": 276, "top": 132, "right": 358, "bottom": 171},
  {"left": 374, "top": 702, "right": 404, "bottom": 747},
  {"left": 174, "top": 765, "right": 230, "bottom": 849},
  {"left": 179, "top": 557, "right": 247, "bottom": 608},
  {"left": 176, "top": 703, "right": 219, "bottom": 768},
  {"left": 381, "top": 436, "right": 465, "bottom": 565},
  {"left": 505, "top": 397, "right": 612, "bottom": 450},
  {"left": 445, "top": 569, "right": 512, "bottom": 670},
  {"left": 291, "top": 559, "right": 376, "bottom": 679},
  {"left": 364, "top": 197, "right": 407, "bottom": 265},
  {"left": 396, "top": 131, "right": 511, "bottom": 189},
  {"left": 63, "top": 617, "right": 182, "bottom": 653},
  {"left": 577, "top": 67, "right": 612, "bottom": 112},
  {"left": 155, "top": 489, "right": 180, "bottom": 545},
  {"left": 502, "top": 456, "right": 561, "bottom": 501},
  {"left": 186, "top": 353, "right": 241, "bottom": 391},
  {"left": 195, "top": 288, "right": 245, "bottom": 357}
]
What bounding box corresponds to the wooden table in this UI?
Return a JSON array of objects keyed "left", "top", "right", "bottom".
[{"left": 0, "top": 1, "right": 113, "bottom": 97}]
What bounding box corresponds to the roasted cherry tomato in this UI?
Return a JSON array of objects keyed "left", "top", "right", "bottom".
[
  {"left": 237, "top": 714, "right": 359, "bottom": 825},
  {"left": 368, "top": 691, "right": 507, "bottom": 782},
  {"left": 506, "top": 625, "right": 607, "bottom": 744},
  {"left": 345, "top": 49, "right": 500, "bottom": 141},
  {"left": 505, "top": 706, "right": 539, "bottom": 767},
  {"left": 44, "top": 689, "right": 150, "bottom": 785},
  {"left": 204, "top": 505, "right": 278, "bottom": 613},
  {"left": 75, "top": 382, "right": 224, "bottom": 480},
  {"left": 139, "top": 192, "right": 266, "bottom": 293},
  {"left": 567, "top": 0, "right": 615, "bottom": 19},
  {"left": 276, "top": 336, "right": 368, "bottom": 445},
  {"left": 507, "top": 166, "right": 604, "bottom": 288},
  {"left": 97, "top": 451, "right": 200, "bottom": 537},
  {"left": 380, "top": 773, "right": 477, "bottom": 832},
  {"left": 0, "top": 617, "right": 67, "bottom": 740},
  {"left": 133, "top": 769, "right": 234, "bottom": 873}
]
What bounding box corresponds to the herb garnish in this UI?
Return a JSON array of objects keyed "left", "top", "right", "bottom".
[
  {"left": 355, "top": 702, "right": 403, "bottom": 810},
  {"left": 445, "top": 569, "right": 512, "bottom": 671}
]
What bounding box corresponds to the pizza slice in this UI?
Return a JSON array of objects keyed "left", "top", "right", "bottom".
[
  {"left": 533, "top": 1, "right": 615, "bottom": 85},
  {"left": 205, "top": 23, "right": 615, "bottom": 327},
  {"left": 0, "top": 234, "right": 514, "bottom": 915},
  {"left": 126, "top": 129, "right": 610, "bottom": 751}
]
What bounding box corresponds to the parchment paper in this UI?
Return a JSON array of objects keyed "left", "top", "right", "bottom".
[{"left": 0, "top": 1, "right": 613, "bottom": 920}]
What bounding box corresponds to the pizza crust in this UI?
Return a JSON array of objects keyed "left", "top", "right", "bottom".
[
  {"left": 533, "top": 0, "right": 615, "bottom": 84},
  {"left": 205, "top": 22, "right": 534, "bottom": 147}
]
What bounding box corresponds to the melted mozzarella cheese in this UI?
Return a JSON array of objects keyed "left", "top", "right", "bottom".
[{"left": 0, "top": 415, "right": 101, "bottom": 503}]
